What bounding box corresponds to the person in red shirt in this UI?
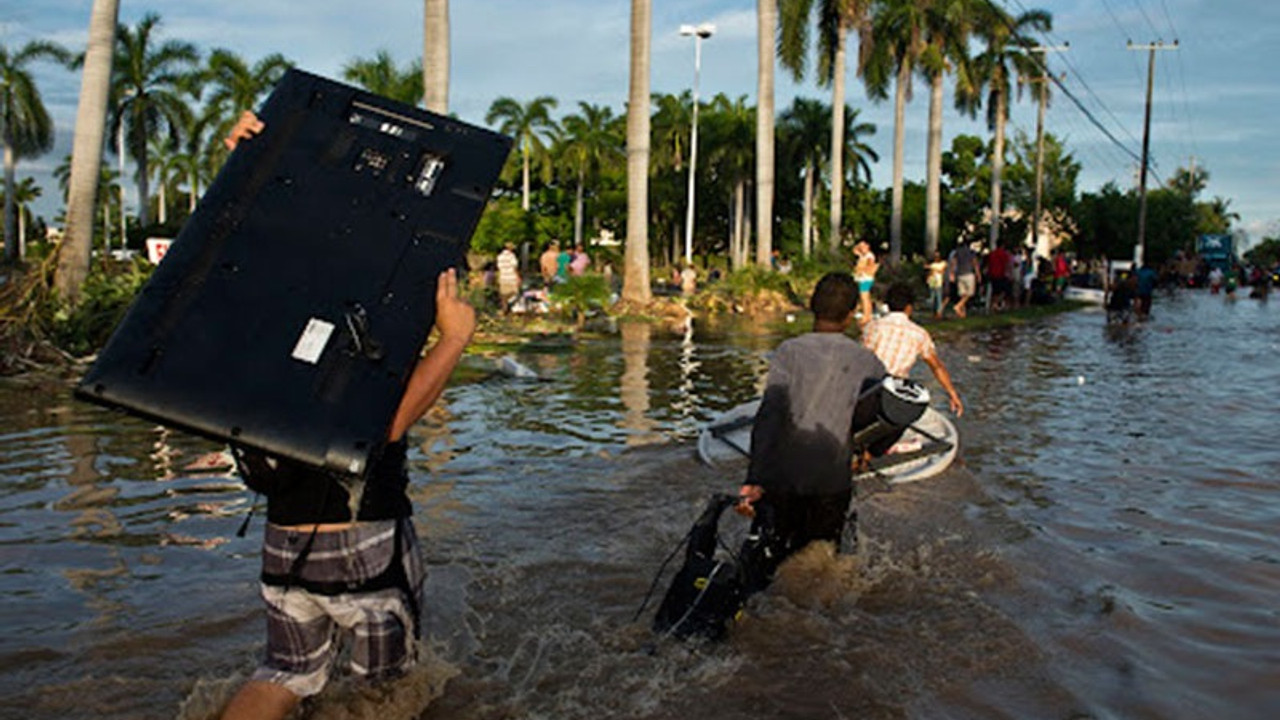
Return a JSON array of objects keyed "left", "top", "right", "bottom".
[
  {"left": 986, "top": 243, "right": 1013, "bottom": 311},
  {"left": 1052, "top": 250, "right": 1071, "bottom": 297}
]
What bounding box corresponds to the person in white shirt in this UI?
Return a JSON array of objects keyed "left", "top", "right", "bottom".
[{"left": 860, "top": 282, "right": 964, "bottom": 417}]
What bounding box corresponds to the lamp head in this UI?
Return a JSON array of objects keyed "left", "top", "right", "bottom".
[{"left": 680, "top": 23, "right": 715, "bottom": 39}]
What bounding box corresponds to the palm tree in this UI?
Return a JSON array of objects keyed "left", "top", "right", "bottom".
[
  {"left": 343, "top": 50, "right": 423, "bottom": 105},
  {"left": 170, "top": 103, "right": 214, "bottom": 213},
  {"left": 649, "top": 91, "right": 692, "bottom": 261},
  {"left": 839, "top": 105, "right": 880, "bottom": 186},
  {"left": 58, "top": 0, "right": 120, "bottom": 303},
  {"left": 778, "top": 97, "right": 829, "bottom": 257},
  {"left": 110, "top": 13, "right": 199, "bottom": 228},
  {"left": 650, "top": 91, "right": 692, "bottom": 174},
  {"left": 2, "top": 40, "right": 71, "bottom": 263},
  {"left": 920, "top": 0, "right": 976, "bottom": 259},
  {"left": 556, "top": 102, "right": 624, "bottom": 248},
  {"left": 756, "top": 0, "right": 778, "bottom": 267},
  {"left": 624, "top": 0, "right": 652, "bottom": 305},
  {"left": 192, "top": 48, "right": 290, "bottom": 169},
  {"left": 147, "top": 135, "right": 184, "bottom": 225},
  {"left": 1, "top": 176, "right": 42, "bottom": 258},
  {"left": 705, "top": 94, "right": 756, "bottom": 269},
  {"left": 779, "top": 0, "right": 875, "bottom": 252},
  {"left": 56, "top": 154, "right": 122, "bottom": 251},
  {"left": 1169, "top": 164, "right": 1208, "bottom": 199},
  {"left": 423, "top": 0, "right": 449, "bottom": 113},
  {"left": 865, "top": 0, "right": 926, "bottom": 264},
  {"left": 965, "top": 4, "right": 1051, "bottom": 249},
  {"left": 485, "top": 96, "right": 559, "bottom": 212}
]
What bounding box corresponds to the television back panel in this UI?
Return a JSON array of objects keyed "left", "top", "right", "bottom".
[{"left": 76, "top": 69, "right": 512, "bottom": 478}]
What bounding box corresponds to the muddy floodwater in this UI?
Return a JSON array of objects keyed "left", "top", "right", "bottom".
[{"left": 1, "top": 289, "right": 1277, "bottom": 720}]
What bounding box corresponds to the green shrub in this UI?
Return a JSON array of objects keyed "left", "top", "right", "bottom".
[
  {"left": 49, "top": 259, "right": 153, "bottom": 357},
  {"left": 549, "top": 273, "right": 611, "bottom": 324}
]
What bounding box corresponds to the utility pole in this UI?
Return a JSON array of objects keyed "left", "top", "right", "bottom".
[
  {"left": 1025, "top": 44, "right": 1067, "bottom": 259},
  {"left": 1128, "top": 40, "right": 1178, "bottom": 267}
]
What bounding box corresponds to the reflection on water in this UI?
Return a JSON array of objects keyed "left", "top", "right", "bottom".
[
  {"left": 619, "top": 320, "right": 661, "bottom": 447},
  {"left": 1, "top": 293, "right": 1278, "bottom": 719}
]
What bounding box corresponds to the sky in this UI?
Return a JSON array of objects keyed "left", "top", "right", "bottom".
[{"left": 4, "top": 0, "right": 1278, "bottom": 247}]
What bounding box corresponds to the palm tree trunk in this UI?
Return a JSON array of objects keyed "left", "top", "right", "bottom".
[
  {"left": 136, "top": 141, "right": 150, "bottom": 227},
  {"left": 18, "top": 202, "right": 27, "bottom": 260},
  {"left": 755, "top": 0, "right": 776, "bottom": 268},
  {"left": 925, "top": 70, "right": 943, "bottom": 259},
  {"left": 890, "top": 59, "right": 908, "bottom": 263},
  {"left": 3, "top": 142, "right": 15, "bottom": 263},
  {"left": 188, "top": 169, "right": 197, "bottom": 212},
  {"left": 735, "top": 180, "right": 746, "bottom": 264},
  {"left": 57, "top": 0, "right": 119, "bottom": 303},
  {"left": 802, "top": 158, "right": 814, "bottom": 258},
  {"left": 828, "top": 24, "right": 847, "bottom": 251},
  {"left": 423, "top": 0, "right": 450, "bottom": 113},
  {"left": 732, "top": 188, "right": 742, "bottom": 269},
  {"left": 157, "top": 169, "right": 167, "bottom": 225},
  {"left": 521, "top": 145, "right": 531, "bottom": 211},
  {"left": 988, "top": 87, "right": 1006, "bottom": 250},
  {"left": 574, "top": 166, "right": 585, "bottom": 248},
  {"left": 623, "top": 0, "right": 652, "bottom": 305}
]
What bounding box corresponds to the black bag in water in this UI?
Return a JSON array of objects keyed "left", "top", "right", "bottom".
[{"left": 652, "top": 494, "right": 778, "bottom": 641}]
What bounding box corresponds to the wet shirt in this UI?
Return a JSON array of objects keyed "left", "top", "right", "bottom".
[
  {"left": 748, "top": 332, "right": 886, "bottom": 497},
  {"left": 236, "top": 440, "right": 412, "bottom": 525}
]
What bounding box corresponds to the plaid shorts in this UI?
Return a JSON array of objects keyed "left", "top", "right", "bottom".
[{"left": 251, "top": 518, "right": 425, "bottom": 697}]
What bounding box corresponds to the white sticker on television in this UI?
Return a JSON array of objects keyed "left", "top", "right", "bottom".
[{"left": 292, "top": 318, "right": 335, "bottom": 364}]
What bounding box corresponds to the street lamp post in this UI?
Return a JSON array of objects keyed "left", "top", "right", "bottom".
[
  {"left": 117, "top": 119, "right": 126, "bottom": 253},
  {"left": 680, "top": 22, "right": 713, "bottom": 267}
]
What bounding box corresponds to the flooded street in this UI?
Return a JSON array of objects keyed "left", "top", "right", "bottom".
[{"left": 1, "top": 290, "right": 1277, "bottom": 720}]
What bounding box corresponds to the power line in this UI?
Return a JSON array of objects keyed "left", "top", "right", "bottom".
[
  {"left": 991, "top": 0, "right": 1145, "bottom": 168},
  {"left": 1125, "top": 0, "right": 1163, "bottom": 40}
]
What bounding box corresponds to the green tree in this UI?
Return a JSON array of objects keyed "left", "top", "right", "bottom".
[
  {"left": 1, "top": 40, "right": 71, "bottom": 262},
  {"left": 1075, "top": 181, "right": 1135, "bottom": 260},
  {"left": 486, "top": 96, "right": 559, "bottom": 212},
  {"left": 649, "top": 91, "right": 693, "bottom": 265},
  {"left": 0, "top": 176, "right": 42, "bottom": 258},
  {"left": 1243, "top": 237, "right": 1280, "bottom": 269},
  {"left": 342, "top": 50, "right": 422, "bottom": 105},
  {"left": 704, "top": 94, "right": 756, "bottom": 269},
  {"left": 864, "top": 0, "right": 928, "bottom": 263},
  {"left": 920, "top": 0, "right": 977, "bottom": 260},
  {"left": 146, "top": 134, "right": 182, "bottom": 225},
  {"left": 778, "top": 96, "right": 830, "bottom": 257},
  {"left": 1196, "top": 195, "right": 1238, "bottom": 236},
  {"left": 964, "top": 3, "right": 1052, "bottom": 249},
  {"left": 941, "top": 133, "right": 989, "bottom": 243},
  {"left": 110, "top": 12, "right": 200, "bottom": 228},
  {"left": 838, "top": 104, "right": 878, "bottom": 187},
  {"left": 55, "top": 153, "right": 122, "bottom": 251},
  {"left": 1004, "top": 129, "right": 1080, "bottom": 251},
  {"left": 779, "top": 0, "right": 875, "bottom": 251},
  {"left": 197, "top": 48, "right": 292, "bottom": 166},
  {"left": 1168, "top": 164, "right": 1208, "bottom": 199},
  {"left": 556, "top": 102, "right": 624, "bottom": 249}
]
